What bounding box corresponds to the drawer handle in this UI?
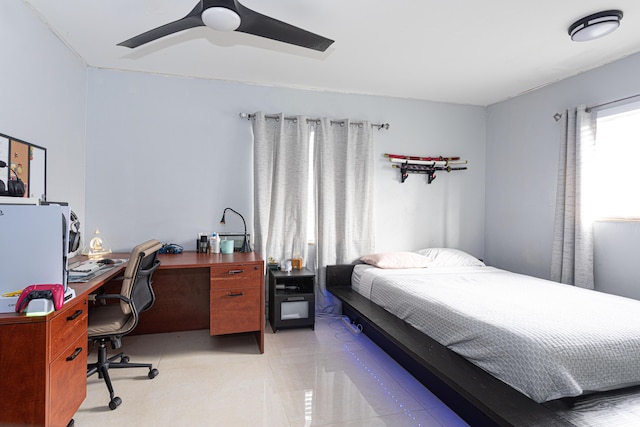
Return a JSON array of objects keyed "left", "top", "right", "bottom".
[
  {"left": 227, "top": 292, "right": 244, "bottom": 297},
  {"left": 228, "top": 269, "right": 244, "bottom": 275},
  {"left": 67, "top": 310, "right": 83, "bottom": 321},
  {"left": 66, "top": 347, "right": 83, "bottom": 361}
]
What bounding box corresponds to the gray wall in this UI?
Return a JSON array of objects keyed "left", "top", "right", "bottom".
[
  {"left": 12, "top": 0, "right": 637, "bottom": 301},
  {"left": 85, "top": 70, "right": 486, "bottom": 257},
  {"left": 2, "top": 0, "right": 486, "bottom": 263},
  {"left": 0, "top": 1, "right": 87, "bottom": 219},
  {"left": 486, "top": 52, "right": 640, "bottom": 299}
]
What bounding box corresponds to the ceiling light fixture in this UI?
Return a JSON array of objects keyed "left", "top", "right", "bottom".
[
  {"left": 568, "top": 10, "right": 623, "bottom": 42},
  {"left": 201, "top": 7, "right": 241, "bottom": 32}
]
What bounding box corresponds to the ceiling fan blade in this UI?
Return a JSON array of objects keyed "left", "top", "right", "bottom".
[
  {"left": 234, "top": 2, "right": 334, "bottom": 52},
  {"left": 119, "top": 0, "right": 334, "bottom": 51},
  {"left": 118, "top": 4, "right": 205, "bottom": 48}
]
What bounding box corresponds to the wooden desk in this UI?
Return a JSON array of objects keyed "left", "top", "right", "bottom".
[
  {"left": 0, "top": 265, "right": 124, "bottom": 427},
  {"left": 132, "top": 251, "right": 265, "bottom": 353},
  {"left": 0, "top": 251, "right": 264, "bottom": 427}
]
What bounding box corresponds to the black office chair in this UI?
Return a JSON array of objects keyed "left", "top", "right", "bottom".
[{"left": 86, "top": 239, "right": 163, "bottom": 410}]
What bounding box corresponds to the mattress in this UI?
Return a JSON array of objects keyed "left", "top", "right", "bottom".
[{"left": 352, "top": 264, "right": 640, "bottom": 403}]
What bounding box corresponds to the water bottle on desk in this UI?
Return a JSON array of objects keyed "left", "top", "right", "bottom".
[{"left": 211, "top": 233, "right": 221, "bottom": 254}]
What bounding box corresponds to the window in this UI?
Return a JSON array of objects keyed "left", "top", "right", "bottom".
[
  {"left": 307, "top": 127, "right": 316, "bottom": 243},
  {"left": 594, "top": 103, "right": 640, "bottom": 219}
]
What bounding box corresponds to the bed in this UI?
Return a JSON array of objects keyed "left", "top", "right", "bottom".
[{"left": 326, "top": 249, "right": 640, "bottom": 427}]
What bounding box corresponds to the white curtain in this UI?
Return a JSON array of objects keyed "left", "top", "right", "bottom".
[
  {"left": 315, "top": 118, "right": 375, "bottom": 313},
  {"left": 252, "top": 113, "right": 375, "bottom": 314},
  {"left": 551, "top": 106, "right": 596, "bottom": 289},
  {"left": 252, "top": 112, "right": 310, "bottom": 268}
]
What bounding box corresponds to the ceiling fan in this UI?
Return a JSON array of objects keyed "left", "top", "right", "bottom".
[{"left": 118, "top": 0, "right": 334, "bottom": 52}]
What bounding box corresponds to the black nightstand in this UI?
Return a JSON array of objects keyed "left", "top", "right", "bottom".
[{"left": 268, "top": 268, "right": 315, "bottom": 332}]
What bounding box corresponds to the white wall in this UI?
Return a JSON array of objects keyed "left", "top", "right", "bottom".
[
  {"left": 85, "top": 69, "right": 486, "bottom": 257},
  {"left": 486, "top": 51, "right": 640, "bottom": 299},
  {"left": 7, "top": 0, "right": 637, "bottom": 299},
  {"left": 0, "top": 1, "right": 87, "bottom": 219},
  {"left": 3, "top": 0, "right": 486, "bottom": 266}
]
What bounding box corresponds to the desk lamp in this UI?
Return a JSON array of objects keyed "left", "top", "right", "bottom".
[{"left": 219, "top": 208, "right": 251, "bottom": 252}]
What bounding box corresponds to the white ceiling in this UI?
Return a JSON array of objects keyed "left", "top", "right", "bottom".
[{"left": 22, "top": 0, "right": 640, "bottom": 106}]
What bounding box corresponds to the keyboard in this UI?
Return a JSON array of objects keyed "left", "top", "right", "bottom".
[
  {"left": 69, "top": 261, "right": 102, "bottom": 277},
  {"left": 67, "top": 259, "right": 127, "bottom": 283}
]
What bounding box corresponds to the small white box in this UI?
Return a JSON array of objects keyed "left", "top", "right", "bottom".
[
  {"left": 0, "top": 296, "right": 19, "bottom": 313},
  {"left": 25, "top": 299, "right": 54, "bottom": 316}
]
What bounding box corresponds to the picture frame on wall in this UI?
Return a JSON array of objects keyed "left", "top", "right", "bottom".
[{"left": 0, "top": 132, "right": 46, "bottom": 200}]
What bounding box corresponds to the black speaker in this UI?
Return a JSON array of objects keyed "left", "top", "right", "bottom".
[{"left": 69, "top": 210, "right": 81, "bottom": 253}]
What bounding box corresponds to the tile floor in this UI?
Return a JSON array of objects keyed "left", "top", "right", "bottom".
[{"left": 75, "top": 316, "right": 469, "bottom": 426}]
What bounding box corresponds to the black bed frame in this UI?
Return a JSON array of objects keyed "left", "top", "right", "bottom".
[{"left": 326, "top": 264, "right": 573, "bottom": 427}]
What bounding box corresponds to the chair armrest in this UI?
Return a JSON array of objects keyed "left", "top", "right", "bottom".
[
  {"left": 91, "top": 293, "right": 132, "bottom": 305},
  {"left": 139, "top": 259, "right": 161, "bottom": 276}
]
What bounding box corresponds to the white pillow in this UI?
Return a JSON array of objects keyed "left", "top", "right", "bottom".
[
  {"left": 414, "top": 248, "right": 485, "bottom": 267},
  {"left": 359, "top": 252, "right": 433, "bottom": 269}
]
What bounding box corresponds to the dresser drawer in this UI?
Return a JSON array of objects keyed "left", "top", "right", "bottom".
[
  {"left": 49, "top": 333, "right": 87, "bottom": 427},
  {"left": 210, "top": 287, "right": 261, "bottom": 335},
  {"left": 50, "top": 297, "right": 88, "bottom": 361},
  {"left": 210, "top": 263, "right": 261, "bottom": 289}
]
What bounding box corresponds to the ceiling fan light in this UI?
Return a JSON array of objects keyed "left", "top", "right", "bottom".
[
  {"left": 201, "top": 7, "right": 241, "bottom": 32},
  {"left": 569, "top": 10, "right": 623, "bottom": 42}
]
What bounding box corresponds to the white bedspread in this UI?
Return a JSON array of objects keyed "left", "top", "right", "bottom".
[{"left": 352, "top": 264, "right": 640, "bottom": 403}]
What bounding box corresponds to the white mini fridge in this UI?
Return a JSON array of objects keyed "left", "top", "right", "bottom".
[{"left": 0, "top": 203, "right": 68, "bottom": 312}]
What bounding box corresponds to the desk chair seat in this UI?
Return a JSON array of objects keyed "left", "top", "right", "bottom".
[{"left": 87, "top": 239, "right": 162, "bottom": 410}]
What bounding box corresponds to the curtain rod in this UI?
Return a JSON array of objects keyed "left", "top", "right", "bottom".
[
  {"left": 239, "top": 112, "right": 390, "bottom": 130},
  {"left": 586, "top": 92, "right": 640, "bottom": 112},
  {"left": 553, "top": 92, "right": 640, "bottom": 120}
]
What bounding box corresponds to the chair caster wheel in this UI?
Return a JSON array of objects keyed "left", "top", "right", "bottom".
[
  {"left": 120, "top": 356, "right": 130, "bottom": 363},
  {"left": 149, "top": 368, "right": 159, "bottom": 379},
  {"left": 109, "top": 397, "right": 122, "bottom": 410}
]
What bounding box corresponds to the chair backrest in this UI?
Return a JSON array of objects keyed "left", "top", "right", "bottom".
[{"left": 120, "top": 239, "right": 163, "bottom": 316}]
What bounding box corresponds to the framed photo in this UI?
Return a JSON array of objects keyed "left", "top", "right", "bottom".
[{"left": 0, "top": 132, "right": 46, "bottom": 200}]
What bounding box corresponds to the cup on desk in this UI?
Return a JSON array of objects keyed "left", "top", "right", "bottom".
[
  {"left": 220, "top": 240, "right": 234, "bottom": 254},
  {"left": 280, "top": 260, "right": 292, "bottom": 272}
]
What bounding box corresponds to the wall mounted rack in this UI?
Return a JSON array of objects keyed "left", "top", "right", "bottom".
[{"left": 385, "top": 153, "right": 467, "bottom": 184}]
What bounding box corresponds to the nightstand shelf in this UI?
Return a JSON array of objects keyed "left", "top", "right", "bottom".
[{"left": 268, "top": 268, "right": 315, "bottom": 332}]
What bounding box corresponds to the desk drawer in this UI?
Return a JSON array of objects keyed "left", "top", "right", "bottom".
[
  {"left": 210, "top": 287, "right": 261, "bottom": 335},
  {"left": 50, "top": 297, "right": 88, "bottom": 361},
  {"left": 210, "top": 263, "right": 261, "bottom": 289},
  {"left": 49, "top": 333, "right": 87, "bottom": 427}
]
